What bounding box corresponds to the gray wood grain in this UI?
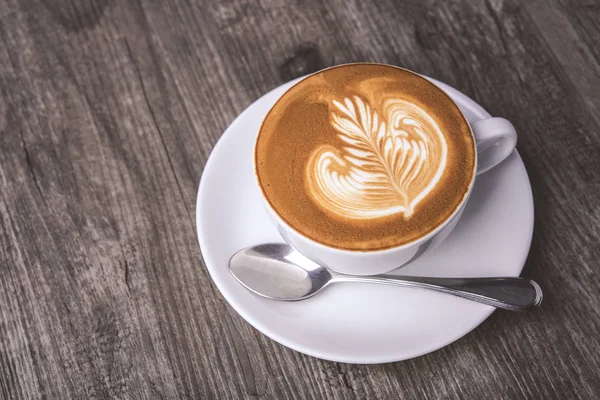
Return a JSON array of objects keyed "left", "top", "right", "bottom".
[{"left": 0, "top": 0, "right": 598, "bottom": 398}]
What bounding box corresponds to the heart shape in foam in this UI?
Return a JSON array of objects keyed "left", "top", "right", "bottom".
[{"left": 306, "top": 96, "right": 448, "bottom": 220}]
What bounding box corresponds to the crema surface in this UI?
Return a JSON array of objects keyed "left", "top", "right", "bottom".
[{"left": 255, "top": 64, "right": 475, "bottom": 250}]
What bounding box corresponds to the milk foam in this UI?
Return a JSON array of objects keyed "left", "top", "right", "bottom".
[{"left": 306, "top": 96, "right": 448, "bottom": 219}]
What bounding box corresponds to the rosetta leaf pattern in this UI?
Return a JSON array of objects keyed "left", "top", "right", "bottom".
[{"left": 306, "top": 96, "right": 448, "bottom": 219}]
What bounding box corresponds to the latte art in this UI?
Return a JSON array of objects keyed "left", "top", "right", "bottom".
[{"left": 306, "top": 96, "right": 447, "bottom": 219}]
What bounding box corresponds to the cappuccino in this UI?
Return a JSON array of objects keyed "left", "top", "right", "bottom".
[{"left": 255, "top": 64, "right": 475, "bottom": 251}]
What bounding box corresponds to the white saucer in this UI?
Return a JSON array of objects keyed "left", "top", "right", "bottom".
[{"left": 196, "top": 76, "right": 534, "bottom": 364}]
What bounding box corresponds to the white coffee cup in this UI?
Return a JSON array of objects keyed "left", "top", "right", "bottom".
[{"left": 254, "top": 69, "right": 517, "bottom": 276}]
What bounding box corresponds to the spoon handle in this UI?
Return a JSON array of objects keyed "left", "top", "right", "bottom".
[{"left": 332, "top": 275, "right": 543, "bottom": 311}]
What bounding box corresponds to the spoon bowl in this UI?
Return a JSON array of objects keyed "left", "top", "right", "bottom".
[{"left": 230, "top": 243, "right": 332, "bottom": 300}]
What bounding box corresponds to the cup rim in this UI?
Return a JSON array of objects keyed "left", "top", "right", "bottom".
[{"left": 254, "top": 62, "right": 478, "bottom": 254}]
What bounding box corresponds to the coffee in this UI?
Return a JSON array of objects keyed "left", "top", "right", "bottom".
[{"left": 255, "top": 64, "right": 475, "bottom": 251}]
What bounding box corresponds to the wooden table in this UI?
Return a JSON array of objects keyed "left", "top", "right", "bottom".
[{"left": 1, "top": 0, "right": 598, "bottom": 398}]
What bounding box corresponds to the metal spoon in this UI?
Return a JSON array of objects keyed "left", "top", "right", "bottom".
[{"left": 229, "top": 243, "right": 543, "bottom": 311}]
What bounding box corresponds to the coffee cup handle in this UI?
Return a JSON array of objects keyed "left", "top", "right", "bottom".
[{"left": 469, "top": 117, "right": 517, "bottom": 175}]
